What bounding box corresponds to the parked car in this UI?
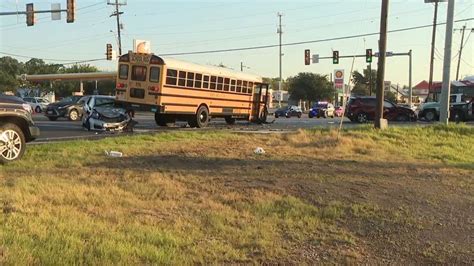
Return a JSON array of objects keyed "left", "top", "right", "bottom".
[
  {"left": 346, "top": 96, "right": 417, "bottom": 123},
  {"left": 0, "top": 95, "right": 40, "bottom": 163},
  {"left": 450, "top": 98, "right": 474, "bottom": 122},
  {"left": 274, "top": 105, "right": 303, "bottom": 118},
  {"left": 308, "top": 102, "right": 335, "bottom": 118},
  {"left": 418, "top": 93, "right": 466, "bottom": 121},
  {"left": 82, "top": 95, "right": 135, "bottom": 131},
  {"left": 44, "top": 95, "right": 88, "bottom": 121},
  {"left": 334, "top": 106, "right": 344, "bottom": 117},
  {"left": 23, "top": 97, "right": 50, "bottom": 113}
]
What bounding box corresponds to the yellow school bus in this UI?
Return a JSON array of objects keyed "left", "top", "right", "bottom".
[{"left": 115, "top": 51, "right": 269, "bottom": 128}]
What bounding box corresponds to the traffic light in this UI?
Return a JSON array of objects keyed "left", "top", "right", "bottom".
[
  {"left": 67, "top": 0, "right": 75, "bottom": 23},
  {"left": 332, "top": 50, "right": 339, "bottom": 64},
  {"left": 304, "top": 49, "right": 310, "bottom": 65},
  {"left": 26, "top": 3, "right": 34, "bottom": 27},
  {"left": 366, "top": 49, "right": 373, "bottom": 63},
  {"left": 106, "top": 44, "right": 113, "bottom": 60}
]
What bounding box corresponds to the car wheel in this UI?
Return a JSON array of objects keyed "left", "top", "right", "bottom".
[
  {"left": 285, "top": 113, "right": 291, "bottom": 118},
  {"left": 0, "top": 123, "right": 26, "bottom": 163},
  {"left": 297, "top": 113, "right": 302, "bottom": 118},
  {"left": 323, "top": 111, "right": 328, "bottom": 118},
  {"left": 274, "top": 114, "right": 279, "bottom": 118},
  {"left": 356, "top": 112, "right": 368, "bottom": 123},
  {"left": 453, "top": 111, "right": 464, "bottom": 123},
  {"left": 69, "top": 109, "right": 79, "bottom": 121},
  {"left": 48, "top": 117, "right": 58, "bottom": 121},
  {"left": 35, "top": 106, "right": 42, "bottom": 113},
  {"left": 424, "top": 110, "right": 437, "bottom": 122},
  {"left": 189, "top": 106, "right": 209, "bottom": 128},
  {"left": 225, "top": 116, "right": 236, "bottom": 125},
  {"left": 308, "top": 113, "right": 314, "bottom": 118},
  {"left": 396, "top": 114, "right": 409, "bottom": 122}
]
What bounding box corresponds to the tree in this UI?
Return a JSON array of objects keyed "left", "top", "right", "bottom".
[
  {"left": 351, "top": 69, "right": 377, "bottom": 96},
  {"left": 385, "top": 91, "right": 397, "bottom": 103},
  {"left": 287, "top": 72, "right": 333, "bottom": 105},
  {"left": 263, "top": 77, "right": 288, "bottom": 91},
  {"left": 0, "top": 57, "right": 24, "bottom": 92}
]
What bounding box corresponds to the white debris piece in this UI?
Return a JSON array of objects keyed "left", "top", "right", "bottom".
[
  {"left": 105, "top": 150, "right": 123, "bottom": 157},
  {"left": 254, "top": 147, "right": 265, "bottom": 155}
]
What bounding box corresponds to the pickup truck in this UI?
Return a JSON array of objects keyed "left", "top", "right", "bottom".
[
  {"left": 418, "top": 93, "right": 465, "bottom": 121},
  {"left": 0, "top": 95, "right": 40, "bottom": 163},
  {"left": 450, "top": 99, "right": 474, "bottom": 122}
]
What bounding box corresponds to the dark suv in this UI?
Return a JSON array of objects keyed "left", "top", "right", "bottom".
[
  {"left": 346, "top": 96, "right": 417, "bottom": 123},
  {"left": 44, "top": 95, "right": 88, "bottom": 121},
  {"left": 0, "top": 95, "right": 40, "bottom": 163}
]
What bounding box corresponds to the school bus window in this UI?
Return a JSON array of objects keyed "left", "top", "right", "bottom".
[
  {"left": 210, "top": 76, "right": 217, "bottom": 90},
  {"left": 203, "top": 75, "right": 209, "bottom": 89},
  {"left": 224, "top": 78, "right": 230, "bottom": 91},
  {"left": 248, "top": 82, "right": 253, "bottom": 94},
  {"left": 119, "top": 64, "right": 129, "bottom": 80},
  {"left": 242, "top": 81, "right": 248, "bottom": 93},
  {"left": 236, "top": 80, "right": 242, "bottom": 93},
  {"left": 230, "top": 79, "right": 236, "bottom": 91},
  {"left": 178, "top": 71, "right": 186, "bottom": 86},
  {"left": 149, "top": 67, "right": 161, "bottom": 83},
  {"left": 217, "top": 77, "right": 223, "bottom": 91},
  {"left": 187, "top": 72, "right": 195, "bottom": 88},
  {"left": 131, "top": 66, "right": 147, "bottom": 81},
  {"left": 195, "top": 73, "right": 202, "bottom": 88},
  {"left": 166, "top": 69, "right": 178, "bottom": 85}
]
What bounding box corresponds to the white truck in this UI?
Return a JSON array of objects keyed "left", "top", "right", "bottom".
[{"left": 418, "top": 93, "right": 466, "bottom": 121}]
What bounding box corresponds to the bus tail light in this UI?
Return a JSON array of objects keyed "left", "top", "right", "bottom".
[
  {"left": 116, "top": 83, "right": 127, "bottom": 89},
  {"left": 148, "top": 86, "right": 160, "bottom": 92}
]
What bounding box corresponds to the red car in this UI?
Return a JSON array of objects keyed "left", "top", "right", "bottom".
[
  {"left": 346, "top": 96, "right": 417, "bottom": 123},
  {"left": 334, "top": 106, "right": 344, "bottom": 117}
]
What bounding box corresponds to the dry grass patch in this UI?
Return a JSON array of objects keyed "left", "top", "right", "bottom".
[{"left": 1, "top": 126, "right": 473, "bottom": 263}]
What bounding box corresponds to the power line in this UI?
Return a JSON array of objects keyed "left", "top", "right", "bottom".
[
  {"left": 2, "top": 17, "right": 473, "bottom": 64},
  {"left": 161, "top": 17, "right": 474, "bottom": 56}
]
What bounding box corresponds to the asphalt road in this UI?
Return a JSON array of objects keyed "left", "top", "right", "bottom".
[{"left": 31, "top": 112, "right": 470, "bottom": 143}]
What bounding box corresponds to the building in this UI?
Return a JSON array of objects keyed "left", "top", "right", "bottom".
[{"left": 414, "top": 77, "right": 474, "bottom": 102}]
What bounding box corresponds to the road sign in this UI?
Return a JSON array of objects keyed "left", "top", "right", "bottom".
[
  {"left": 312, "top": 54, "right": 319, "bottom": 64},
  {"left": 374, "top": 51, "right": 393, "bottom": 57},
  {"left": 51, "top": 3, "right": 61, "bottom": 20}
]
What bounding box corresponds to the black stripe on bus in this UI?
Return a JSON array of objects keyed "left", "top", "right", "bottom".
[
  {"left": 210, "top": 105, "right": 251, "bottom": 110},
  {"left": 163, "top": 85, "right": 253, "bottom": 97},
  {"left": 162, "top": 102, "right": 197, "bottom": 107},
  {"left": 148, "top": 91, "right": 253, "bottom": 104}
]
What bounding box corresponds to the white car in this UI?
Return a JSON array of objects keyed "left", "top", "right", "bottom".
[{"left": 23, "top": 97, "right": 50, "bottom": 113}]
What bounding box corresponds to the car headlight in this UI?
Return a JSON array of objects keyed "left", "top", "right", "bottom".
[
  {"left": 309, "top": 108, "right": 313, "bottom": 111},
  {"left": 22, "top": 103, "right": 32, "bottom": 113}
]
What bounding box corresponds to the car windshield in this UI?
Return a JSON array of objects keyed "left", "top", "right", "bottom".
[
  {"left": 59, "top": 96, "right": 78, "bottom": 103},
  {"left": 315, "top": 103, "right": 327, "bottom": 108},
  {"left": 95, "top": 98, "right": 115, "bottom": 107},
  {"left": 37, "top": 98, "right": 48, "bottom": 103},
  {"left": 277, "top": 106, "right": 290, "bottom": 111}
]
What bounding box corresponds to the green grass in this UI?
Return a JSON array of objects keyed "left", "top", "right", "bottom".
[{"left": 1, "top": 125, "right": 473, "bottom": 263}]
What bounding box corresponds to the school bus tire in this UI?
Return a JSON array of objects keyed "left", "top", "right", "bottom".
[
  {"left": 225, "top": 116, "right": 236, "bottom": 125},
  {"left": 155, "top": 113, "right": 175, "bottom": 127},
  {"left": 189, "top": 105, "right": 209, "bottom": 128}
]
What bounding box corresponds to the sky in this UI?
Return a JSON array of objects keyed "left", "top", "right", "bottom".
[{"left": 0, "top": 0, "right": 473, "bottom": 87}]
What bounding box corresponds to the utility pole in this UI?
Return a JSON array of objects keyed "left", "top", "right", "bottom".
[
  {"left": 454, "top": 25, "right": 473, "bottom": 80},
  {"left": 375, "top": 0, "right": 389, "bottom": 129},
  {"left": 409, "top": 49, "right": 412, "bottom": 107},
  {"left": 109, "top": 0, "right": 126, "bottom": 56},
  {"left": 439, "top": 0, "right": 455, "bottom": 125},
  {"left": 277, "top": 12, "right": 283, "bottom": 107},
  {"left": 240, "top": 61, "right": 249, "bottom": 72},
  {"left": 428, "top": 1, "right": 439, "bottom": 99},
  {"left": 368, "top": 63, "right": 372, "bottom": 96}
]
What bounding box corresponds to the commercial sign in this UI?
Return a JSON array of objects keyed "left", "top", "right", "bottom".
[
  {"left": 334, "top": 69, "right": 344, "bottom": 89},
  {"left": 133, "top": 39, "right": 151, "bottom": 54}
]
